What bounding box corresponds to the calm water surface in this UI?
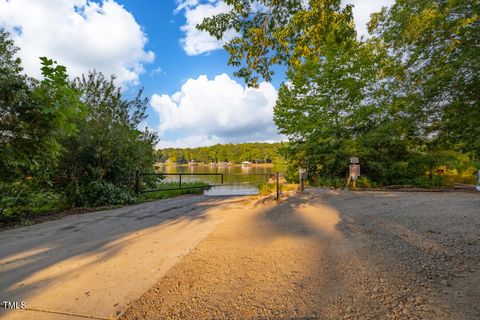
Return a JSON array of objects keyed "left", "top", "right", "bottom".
[{"left": 159, "top": 165, "right": 286, "bottom": 195}]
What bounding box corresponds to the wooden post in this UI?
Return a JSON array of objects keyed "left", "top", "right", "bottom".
[
  {"left": 179, "top": 173, "right": 182, "bottom": 189},
  {"left": 299, "top": 168, "right": 306, "bottom": 192},
  {"left": 221, "top": 173, "right": 224, "bottom": 185},
  {"left": 276, "top": 172, "right": 280, "bottom": 201}
]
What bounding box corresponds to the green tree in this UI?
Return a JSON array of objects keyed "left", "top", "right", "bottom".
[
  {"left": 274, "top": 37, "right": 383, "bottom": 179},
  {"left": 56, "top": 71, "right": 158, "bottom": 204},
  {"left": 370, "top": 0, "right": 480, "bottom": 157},
  {"left": 200, "top": 0, "right": 479, "bottom": 185},
  {"left": 198, "top": 0, "right": 356, "bottom": 87},
  {"left": 0, "top": 29, "right": 80, "bottom": 182},
  {"left": 1, "top": 29, "right": 163, "bottom": 218}
]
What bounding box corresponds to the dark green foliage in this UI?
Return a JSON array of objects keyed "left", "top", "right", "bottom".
[
  {"left": 56, "top": 71, "right": 158, "bottom": 204},
  {"left": 198, "top": 0, "right": 356, "bottom": 87},
  {"left": 0, "top": 29, "right": 158, "bottom": 223},
  {"left": 200, "top": 0, "right": 479, "bottom": 186},
  {"left": 0, "top": 180, "right": 66, "bottom": 223},
  {"left": 0, "top": 31, "right": 79, "bottom": 182},
  {"left": 81, "top": 181, "right": 135, "bottom": 207},
  {"left": 370, "top": 0, "right": 480, "bottom": 156}
]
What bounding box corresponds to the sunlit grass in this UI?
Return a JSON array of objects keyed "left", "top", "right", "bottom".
[
  {"left": 258, "top": 182, "right": 298, "bottom": 196},
  {"left": 139, "top": 182, "right": 211, "bottom": 201}
]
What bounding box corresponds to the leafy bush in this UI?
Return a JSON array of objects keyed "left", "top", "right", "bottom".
[
  {"left": 0, "top": 181, "right": 65, "bottom": 223},
  {"left": 258, "top": 183, "right": 277, "bottom": 195},
  {"left": 311, "top": 177, "right": 346, "bottom": 189},
  {"left": 356, "top": 176, "right": 377, "bottom": 188},
  {"left": 82, "top": 181, "right": 135, "bottom": 207}
]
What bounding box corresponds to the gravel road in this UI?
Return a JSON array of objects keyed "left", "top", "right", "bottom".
[{"left": 121, "top": 188, "right": 480, "bottom": 320}]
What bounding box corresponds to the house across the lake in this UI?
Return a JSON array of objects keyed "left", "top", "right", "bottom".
[{"left": 241, "top": 161, "right": 252, "bottom": 167}]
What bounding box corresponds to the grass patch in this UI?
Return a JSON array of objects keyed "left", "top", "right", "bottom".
[
  {"left": 136, "top": 182, "right": 211, "bottom": 201},
  {"left": 258, "top": 182, "right": 298, "bottom": 196},
  {"left": 0, "top": 190, "right": 68, "bottom": 225}
]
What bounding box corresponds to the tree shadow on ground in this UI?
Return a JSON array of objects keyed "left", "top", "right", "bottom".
[
  {"left": 244, "top": 188, "right": 478, "bottom": 319},
  {"left": 0, "top": 195, "right": 241, "bottom": 308}
]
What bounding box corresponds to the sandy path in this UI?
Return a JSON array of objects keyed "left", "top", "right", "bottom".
[
  {"left": 0, "top": 195, "right": 245, "bottom": 320},
  {"left": 121, "top": 189, "right": 480, "bottom": 320}
]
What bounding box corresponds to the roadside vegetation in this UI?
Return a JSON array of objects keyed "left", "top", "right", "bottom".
[
  {"left": 0, "top": 29, "right": 185, "bottom": 226},
  {"left": 0, "top": 179, "right": 209, "bottom": 228},
  {"left": 199, "top": 0, "right": 479, "bottom": 188},
  {"left": 258, "top": 182, "right": 298, "bottom": 196},
  {"left": 139, "top": 182, "right": 210, "bottom": 201}
]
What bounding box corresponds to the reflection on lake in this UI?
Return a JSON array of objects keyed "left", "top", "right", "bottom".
[{"left": 158, "top": 164, "right": 286, "bottom": 195}]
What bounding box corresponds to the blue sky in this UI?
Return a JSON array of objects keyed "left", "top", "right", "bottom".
[
  {"left": 117, "top": 0, "right": 257, "bottom": 95},
  {"left": 0, "top": 0, "right": 394, "bottom": 148}
]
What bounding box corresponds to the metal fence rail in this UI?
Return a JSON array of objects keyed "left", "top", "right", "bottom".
[
  {"left": 135, "top": 172, "right": 282, "bottom": 200},
  {"left": 136, "top": 172, "right": 224, "bottom": 193}
]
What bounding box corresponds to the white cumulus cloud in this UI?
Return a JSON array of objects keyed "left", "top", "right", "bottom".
[
  {"left": 151, "top": 74, "right": 281, "bottom": 148},
  {"left": 157, "top": 135, "right": 223, "bottom": 149},
  {"left": 176, "top": 0, "right": 238, "bottom": 56},
  {"left": 0, "top": 0, "right": 154, "bottom": 87},
  {"left": 343, "top": 0, "right": 396, "bottom": 37}
]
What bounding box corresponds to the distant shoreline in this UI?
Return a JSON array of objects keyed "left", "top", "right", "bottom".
[{"left": 156, "top": 163, "right": 284, "bottom": 168}]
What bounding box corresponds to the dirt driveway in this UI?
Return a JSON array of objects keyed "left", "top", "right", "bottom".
[
  {"left": 0, "top": 195, "right": 246, "bottom": 320},
  {"left": 121, "top": 189, "right": 480, "bottom": 320}
]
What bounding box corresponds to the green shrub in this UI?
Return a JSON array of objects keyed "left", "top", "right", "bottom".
[
  {"left": 0, "top": 181, "right": 66, "bottom": 223},
  {"left": 140, "top": 182, "right": 209, "bottom": 201},
  {"left": 311, "top": 177, "right": 346, "bottom": 189},
  {"left": 82, "top": 181, "right": 135, "bottom": 207},
  {"left": 410, "top": 177, "right": 436, "bottom": 189},
  {"left": 258, "top": 182, "right": 276, "bottom": 195},
  {"left": 356, "top": 176, "right": 376, "bottom": 188}
]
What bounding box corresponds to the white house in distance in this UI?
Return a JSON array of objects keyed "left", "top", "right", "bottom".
[{"left": 241, "top": 161, "right": 252, "bottom": 167}]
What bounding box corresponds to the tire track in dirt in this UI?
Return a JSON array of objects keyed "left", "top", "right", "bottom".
[{"left": 121, "top": 189, "right": 480, "bottom": 319}]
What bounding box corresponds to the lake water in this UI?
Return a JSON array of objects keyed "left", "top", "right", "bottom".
[{"left": 158, "top": 165, "right": 287, "bottom": 195}]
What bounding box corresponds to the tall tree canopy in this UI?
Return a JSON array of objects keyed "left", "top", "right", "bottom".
[
  {"left": 198, "top": 0, "right": 356, "bottom": 86},
  {"left": 0, "top": 30, "right": 80, "bottom": 181},
  {"left": 58, "top": 71, "right": 158, "bottom": 187},
  {"left": 1, "top": 29, "right": 159, "bottom": 217},
  {"left": 200, "top": 0, "right": 479, "bottom": 185},
  {"left": 370, "top": 0, "right": 480, "bottom": 156}
]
